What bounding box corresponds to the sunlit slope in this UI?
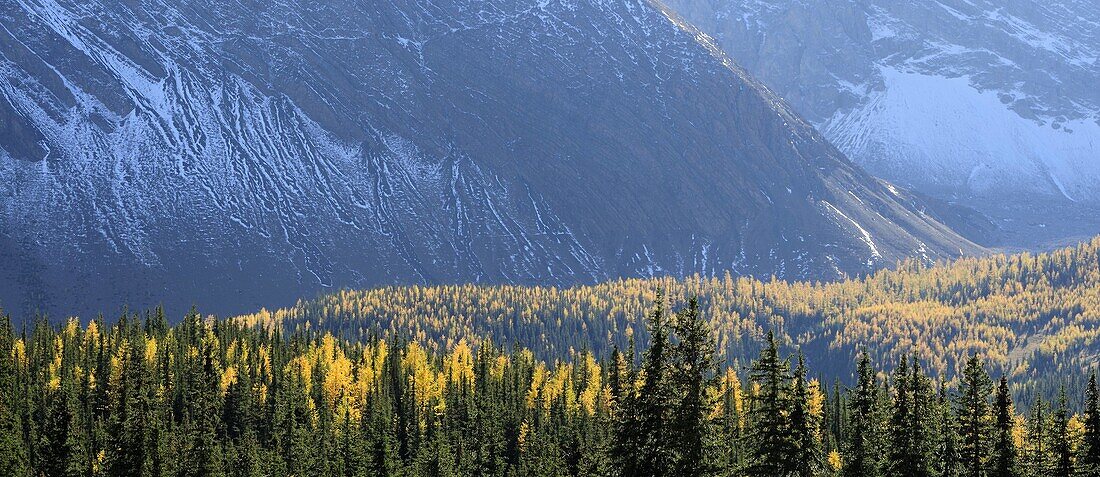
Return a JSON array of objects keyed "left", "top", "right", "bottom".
[{"left": 238, "top": 237, "right": 1100, "bottom": 380}]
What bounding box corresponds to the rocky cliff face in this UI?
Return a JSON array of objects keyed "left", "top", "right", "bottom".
[
  {"left": 0, "top": 0, "right": 978, "bottom": 318},
  {"left": 665, "top": 0, "right": 1100, "bottom": 231}
]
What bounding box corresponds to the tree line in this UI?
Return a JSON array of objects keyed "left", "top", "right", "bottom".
[
  {"left": 236, "top": 236, "right": 1100, "bottom": 382},
  {"left": 4, "top": 295, "right": 1100, "bottom": 476}
]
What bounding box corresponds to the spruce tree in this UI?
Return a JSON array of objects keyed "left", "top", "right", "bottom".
[
  {"left": 105, "top": 334, "right": 148, "bottom": 477},
  {"left": 745, "top": 331, "right": 796, "bottom": 477},
  {"left": 669, "top": 296, "right": 718, "bottom": 477},
  {"left": 717, "top": 367, "right": 746, "bottom": 476},
  {"left": 633, "top": 293, "right": 674, "bottom": 477},
  {"left": 366, "top": 388, "right": 399, "bottom": 476},
  {"left": 578, "top": 397, "right": 614, "bottom": 477},
  {"left": 416, "top": 410, "right": 457, "bottom": 477},
  {"left": 1024, "top": 396, "right": 1049, "bottom": 477},
  {"left": 990, "top": 375, "right": 1018, "bottom": 477},
  {"left": 883, "top": 356, "right": 935, "bottom": 477},
  {"left": 1051, "top": 388, "right": 1073, "bottom": 477},
  {"left": 957, "top": 354, "right": 993, "bottom": 477},
  {"left": 791, "top": 353, "right": 824, "bottom": 477},
  {"left": 38, "top": 326, "right": 92, "bottom": 477},
  {"left": 609, "top": 344, "right": 642, "bottom": 477},
  {"left": 907, "top": 359, "right": 936, "bottom": 477},
  {"left": 887, "top": 356, "right": 914, "bottom": 476},
  {"left": 1081, "top": 373, "right": 1100, "bottom": 477},
  {"left": 0, "top": 316, "right": 28, "bottom": 477},
  {"left": 843, "top": 351, "right": 882, "bottom": 477},
  {"left": 826, "top": 380, "right": 846, "bottom": 459},
  {"left": 185, "top": 340, "right": 226, "bottom": 477},
  {"left": 936, "top": 383, "right": 962, "bottom": 477}
]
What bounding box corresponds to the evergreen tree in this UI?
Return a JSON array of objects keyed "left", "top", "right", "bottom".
[
  {"left": 14, "top": 296, "right": 1100, "bottom": 477},
  {"left": 366, "top": 388, "right": 399, "bottom": 477},
  {"left": 0, "top": 316, "right": 28, "bottom": 477},
  {"left": 990, "top": 375, "right": 1018, "bottom": 477},
  {"left": 1081, "top": 373, "right": 1100, "bottom": 477},
  {"left": 609, "top": 344, "right": 642, "bottom": 476},
  {"left": 907, "top": 359, "right": 936, "bottom": 477},
  {"left": 717, "top": 367, "right": 746, "bottom": 476},
  {"left": 107, "top": 327, "right": 161, "bottom": 477},
  {"left": 37, "top": 325, "right": 92, "bottom": 477},
  {"left": 415, "top": 410, "right": 456, "bottom": 477},
  {"left": 746, "top": 331, "right": 796, "bottom": 476},
  {"left": 630, "top": 293, "right": 675, "bottom": 477},
  {"left": 1024, "top": 396, "right": 1049, "bottom": 477},
  {"left": 669, "top": 296, "right": 719, "bottom": 477},
  {"left": 957, "top": 354, "right": 993, "bottom": 477},
  {"left": 883, "top": 356, "right": 936, "bottom": 477},
  {"left": 791, "top": 353, "right": 824, "bottom": 477},
  {"left": 843, "top": 351, "right": 882, "bottom": 477},
  {"left": 937, "top": 383, "right": 962, "bottom": 477},
  {"left": 187, "top": 340, "right": 227, "bottom": 477},
  {"left": 825, "top": 380, "right": 846, "bottom": 461},
  {"left": 887, "top": 356, "right": 914, "bottom": 476},
  {"left": 1051, "top": 388, "right": 1073, "bottom": 477}
]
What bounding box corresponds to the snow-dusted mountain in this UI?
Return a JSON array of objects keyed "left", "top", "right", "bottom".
[
  {"left": 0, "top": 0, "right": 979, "bottom": 318},
  {"left": 665, "top": 0, "right": 1100, "bottom": 230}
]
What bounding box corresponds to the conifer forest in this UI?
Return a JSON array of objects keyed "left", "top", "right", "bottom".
[
  {"left": 4, "top": 283, "right": 1100, "bottom": 476},
  {"left": 3, "top": 0, "right": 1100, "bottom": 474}
]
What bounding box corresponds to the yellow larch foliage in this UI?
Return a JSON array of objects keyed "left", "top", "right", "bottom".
[
  {"left": 47, "top": 336, "right": 63, "bottom": 391},
  {"left": 542, "top": 365, "right": 577, "bottom": 413},
  {"left": 402, "top": 342, "right": 444, "bottom": 418},
  {"left": 64, "top": 317, "right": 80, "bottom": 339},
  {"left": 491, "top": 354, "right": 509, "bottom": 381},
  {"left": 518, "top": 421, "right": 531, "bottom": 452},
  {"left": 94, "top": 450, "right": 106, "bottom": 474},
  {"left": 828, "top": 450, "right": 842, "bottom": 472},
  {"left": 1013, "top": 415, "right": 1027, "bottom": 450},
  {"left": 231, "top": 236, "right": 1100, "bottom": 378},
  {"left": 12, "top": 338, "right": 26, "bottom": 366},
  {"left": 579, "top": 354, "right": 602, "bottom": 416},
  {"left": 718, "top": 368, "right": 744, "bottom": 425},
  {"left": 353, "top": 341, "right": 389, "bottom": 404},
  {"left": 326, "top": 347, "right": 357, "bottom": 418},
  {"left": 109, "top": 343, "right": 126, "bottom": 389},
  {"left": 220, "top": 366, "right": 238, "bottom": 394},
  {"left": 527, "top": 362, "right": 548, "bottom": 409},
  {"left": 145, "top": 337, "right": 158, "bottom": 365},
  {"left": 225, "top": 339, "right": 239, "bottom": 364},
  {"left": 283, "top": 354, "right": 318, "bottom": 424},
  {"left": 257, "top": 344, "right": 271, "bottom": 377},
  {"left": 84, "top": 320, "right": 99, "bottom": 346},
  {"left": 319, "top": 334, "right": 339, "bottom": 361},
  {"left": 288, "top": 355, "right": 313, "bottom": 394},
  {"left": 446, "top": 340, "right": 474, "bottom": 384},
  {"left": 1069, "top": 414, "right": 1086, "bottom": 452},
  {"left": 808, "top": 379, "right": 826, "bottom": 423}
]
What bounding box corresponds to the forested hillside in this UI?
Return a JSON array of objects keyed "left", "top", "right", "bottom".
[
  {"left": 3, "top": 301, "right": 1100, "bottom": 476},
  {"left": 238, "top": 236, "right": 1100, "bottom": 381}
]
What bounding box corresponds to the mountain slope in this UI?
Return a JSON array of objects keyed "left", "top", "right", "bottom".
[
  {"left": 240, "top": 236, "right": 1100, "bottom": 380},
  {"left": 0, "top": 0, "right": 978, "bottom": 318},
  {"left": 663, "top": 0, "right": 1100, "bottom": 243}
]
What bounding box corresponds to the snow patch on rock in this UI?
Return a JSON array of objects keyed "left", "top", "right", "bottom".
[{"left": 824, "top": 67, "right": 1100, "bottom": 203}]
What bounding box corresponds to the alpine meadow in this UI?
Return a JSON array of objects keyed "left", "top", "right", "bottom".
[{"left": 2, "top": 0, "right": 1100, "bottom": 476}]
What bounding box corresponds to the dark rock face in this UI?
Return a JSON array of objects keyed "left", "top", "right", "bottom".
[{"left": 0, "top": 0, "right": 978, "bottom": 318}]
